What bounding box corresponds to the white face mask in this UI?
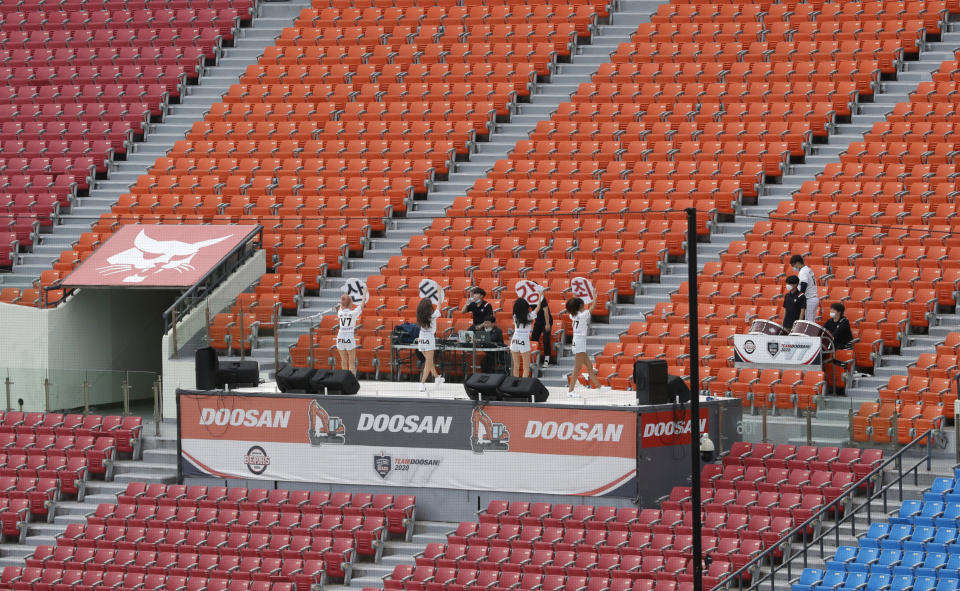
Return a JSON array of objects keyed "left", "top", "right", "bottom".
[{"left": 830, "top": 312, "right": 839, "bottom": 320}]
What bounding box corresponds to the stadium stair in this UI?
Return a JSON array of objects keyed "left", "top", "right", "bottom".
[
  {"left": 0, "top": 418, "right": 174, "bottom": 569},
  {"left": 789, "top": 457, "right": 958, "bottom": 591},
  {"left": 536, "top": 18, "right": 960, "bottom": 390},
  {"left": 1, "top": 0, "right": 307, "bottom": 287},
  {"left": 224, "top": 0, "right": 665, "bottom": 374}
]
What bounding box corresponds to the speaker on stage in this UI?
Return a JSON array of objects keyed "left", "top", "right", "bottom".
[
  {"left": 634, "top": 359, "right": 669, "bottom": 405},
  {"left": 276, "top": 364, "right": 316, "bottom": 393},
  {"left": 217, "top": 360, "right": 260, "bottom": 389},
  {"left": 315, "top": 369, "right": 360, "bottom": 395},
  {"left": 307, "top": 369, "right": 331, "bottom": 395},
  {"left": 498, "top": 376, "right": 549, "bottom": 403},
  {"left": 464, "top": 373, "right": 506, "bottom": 401},
  {"left": 195, "top": 347, "right": 219, "bottom": 391},
  {"left": 667, "top": 375, "right": 692, "bottom": 404}
]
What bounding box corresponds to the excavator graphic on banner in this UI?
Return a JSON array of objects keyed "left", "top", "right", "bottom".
[
  {"left": 308, "top": 400, "right": 346, "bottom": 445},
  {"left": 470, "top": 407, "right": 510, "bottom": 453}
]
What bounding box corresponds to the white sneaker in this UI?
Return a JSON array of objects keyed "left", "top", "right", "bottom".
[
  {"left": 543, "top": 357, "right": 551, "bottom": 367},
  {"left": 418, "top": 383, "right": 426, "bottom": 393},
  {"left": 436, "top": 375, "right": 445, "bottom": 385},
  {"left": 567, "top": 390, "right": 579, "bottom": 399}
]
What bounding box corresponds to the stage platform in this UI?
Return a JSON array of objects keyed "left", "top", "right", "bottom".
[{"left": 235, "top": 379, "right": 732, "bottom": 407}]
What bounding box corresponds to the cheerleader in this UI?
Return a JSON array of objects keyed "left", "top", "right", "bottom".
[
  {"left": 510, "top": 297, "right": 542, "bottom": 378},
  {"left": 566, "top": 296, "right": 602, "bottom": 396},
  {"left": 415, "top": 298, "right": 443, "bottom": 392},
  {"left": 336, "top": 294, "right": 362, "bottom": 375}
]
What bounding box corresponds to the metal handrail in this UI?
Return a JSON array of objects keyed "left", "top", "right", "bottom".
[
  {"left": 711, "top": 430, "right": 934, "bottom": 591},
  {"left": 162, "top": 225, "right": 263, "bottom": 334}
]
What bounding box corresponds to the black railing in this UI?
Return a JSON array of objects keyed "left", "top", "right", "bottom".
[
  {"left": 712, "top": 430, "right": 934, "bottom": 591},
  {"left": 162, "top": 225, "right": 263, "bottom": 334}
]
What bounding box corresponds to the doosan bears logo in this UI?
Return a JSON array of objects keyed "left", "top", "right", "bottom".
[
  {"left": 243, "top": 446, "right": 270, "bottom": 475},
  {"left": 97, "top": 229, "right": 232, "bottom": 284}
]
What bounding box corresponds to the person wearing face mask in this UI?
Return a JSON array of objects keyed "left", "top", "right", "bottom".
[
  {"left": 462, "top": 287, "right": 494, "bottom": 330},
  {"left": 789, "top": 254, "right": 819, "bottom": 322},
  {"left": 782, "top": 275, "right": 806, "bottom": 331},
  {"left": 824, "top": 302, "right": 853, "bottom": 350}
]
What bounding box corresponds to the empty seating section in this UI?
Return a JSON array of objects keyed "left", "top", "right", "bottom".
[
  {"left": 34, "top": 0, "right": 601, "bottom": 354},
  {"left": 0, "top": 483, "right": 416, "bottom": 591},
  {"left": 0, "top": 411, "right": 141, "bottom": 543},
  {"left": 330, "top": 0, "right": 952, "bottom": 385},
  {"left": 0, "top": 0, "right": 252, "bottom": 295},
  {"left": 793, "top": 468, "right": 960, "bottom": 591},
  {"left": 374, "top": 445, "right": 882, "bottom": 591}
]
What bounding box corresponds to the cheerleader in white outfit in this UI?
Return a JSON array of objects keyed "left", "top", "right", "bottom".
[
  {"left": 336, "top": 294, "right": 362, "bottom": 375},
  {"left": 415, "top": 298, "right": 443, "bottom": 392},
  {"left": 510, "top": 297, "right": 542, "bottom": 378},
  {"left": 566, "top": 296, "right": 602, "bottom": 395}
]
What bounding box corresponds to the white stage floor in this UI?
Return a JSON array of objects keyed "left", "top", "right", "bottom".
[{"left": 239, "top": 380, "right": 732, "bottom": 408}]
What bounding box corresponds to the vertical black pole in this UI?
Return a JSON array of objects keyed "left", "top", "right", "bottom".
[{"left": 686, "top": 208, "right": 703, "bottom": 590}]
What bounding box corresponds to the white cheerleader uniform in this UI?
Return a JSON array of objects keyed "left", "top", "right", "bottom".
[
  {"left": 416, "top": 309, "right": 441, "bottom": 352},
  {"left": 572, "top": 310, "right": 590, "bottom": 354},
  {"left": 510, "top": 311, "right": 537, "bottom": 353},
  {"left": 336, "top": 305, "right": 362, "bottom": 351}
]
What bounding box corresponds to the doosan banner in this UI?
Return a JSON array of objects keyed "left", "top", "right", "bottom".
[{"left": 178, "top": 392, "right": 639, "bottom": 497}]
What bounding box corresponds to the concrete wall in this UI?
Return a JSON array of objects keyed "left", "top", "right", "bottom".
[
  {"left": 0, "top": 250, "right": 265, "bottom": 412},
  {"left": 0, "top": 289, "right": 175, "bottom": 410},
  {"left": 160, "top": 250, "right": 266, "bottom": 418}
]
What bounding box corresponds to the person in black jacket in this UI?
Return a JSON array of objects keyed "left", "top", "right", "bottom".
[
  {"left": 782, "top": 275, "right": 806, "bottom": 331},
  {"left": 824, "top": 302, "right": 853, "bottom": 350},
  {"left": 530, "top": 294, "right": 554, "bottom": 366},
  {"left": 462, "top": 287, "right": 495, "bottom": 330}
]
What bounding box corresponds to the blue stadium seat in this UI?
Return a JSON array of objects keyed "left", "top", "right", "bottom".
[
  {"left": 890, "top": 500, "right": 923, "bottom": 524},
  {"left": 916, "top": 551, "right": 947, "bottom": 577},
  {"left": 914, "top": 576, "right": 938, "bottom": 591},
  {"left": 916, "top": 502, "right": 946, "bottom": 527},
  {"left": 826, "top": 546, "right": 860, "bottom": 570},
  {"left": 889, "top": 524, "right": 914, "bottom": 542},
  {"left": 936, "top": 576, "right": 960, "bottom": 591},
  {"left": 861, "top": 523, "right": 891, "bottom": 549},
  {"left": 793, "top": 568, "right": 824, "bottom": 591},
  {"left": 865, "top": 573, "right": 891, "bottom": 591},
  {"left": 905, "top": 525, "right": 938, "bottom": 552},
  {"left": 847, "top": 547, "right": 881, "bottom": 573},
  {"left": 929, "top": 528, "right": 958, "bottom": 552},
  {"left": 943, "top": 553, "right": 960, "bottom": 573},
  {"left": 816, "top": 570, "right": 850, "bottom": 591},
  {"left": 935, "top": 503, "right": 960, "bottom": 527},
  {"left": 890, "top": 574, "right": 918, "bottom": 591},
  {"left": 875, "top": 549, "right": 903, "bottom": 573},
  {"left": 925, "top": 478, "right": 956, "bottom": 501}
]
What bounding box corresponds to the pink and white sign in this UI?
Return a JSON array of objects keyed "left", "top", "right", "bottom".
[
  {"left": 514, "top": 279, "right": 544, "bottom": 305},
  {"left": 570, "top": 276, "right": 595, "bottom": 304},
  {"left": 65, "top": 225, "right": 258, "bottom": 288}
]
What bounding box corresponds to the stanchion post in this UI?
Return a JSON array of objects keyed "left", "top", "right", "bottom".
[
  {"left": 761, "top": 404, "right": 768, "bottom": 443},
  {"left": 82, "top": 380, "right": 89, "bottom": 417},
  {"left": 4, "top": 376, "right": 11, "bottom": 412},
  {"left": 153, "top": 378, "right": 161, "bottom": 437},
  {"left": 171, "top": 307, "right": 178, "bottom": 357},
  {"left": 239, "top": 307, "right": 245, "bottom": 362},
  {"left": 685, "top": 208, "right": 703, "bottom": 591},
  {"left": 806, "top": 408, "right": 813, "bottom": 445},
  {"left": 274, "top": 307, "right": 280, "bottom": 372},
  {"left": 121, "top": 373, "right": 130, "bottom": 417},
  {"left": 43, "top": 378, "right": 50, "bottom": 412},
  {"left": 717, "top": 403, "right": 724, "bottom": 456},
  {"left": 849, "top": 407, "right": 855, "bottom": 444}
]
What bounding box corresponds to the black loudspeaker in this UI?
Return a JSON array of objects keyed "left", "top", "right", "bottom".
[
  {"left": 315, "top": 369, "right": 360, "bottom": 395},
  {"left": 634, "top": 359, "right": 669, "bottom": 405},
  {"left": 195, "top": 347, "right": 219, "bottom": 391},
  {"left": 464, "top": 373, "right": 506, "bottom": 401},
  {"left": 668, "top": 375, "right": 692, "bottom": 404},
  {"left": 307, "top": 369, "right": 331, "bottom": 395},
  {"left": 217, "top": 360, "right": 260, "bottom": 389},
  {"left": 276, "top": 364, "right": 316, "bottom": 393},
  {"left": 498, "top": 376, "right": 550, "bottom": 403}
]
